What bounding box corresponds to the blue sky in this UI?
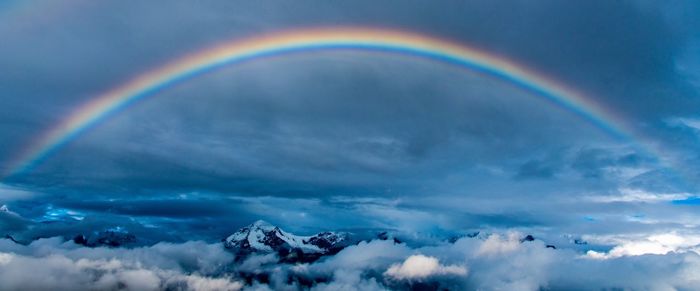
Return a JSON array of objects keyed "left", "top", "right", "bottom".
[{"left": 1, "top": 1, "right": 700, "bottom": 289}]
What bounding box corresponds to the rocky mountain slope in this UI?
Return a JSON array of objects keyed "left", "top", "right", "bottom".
[
  {"left": 72, "top": 228, "right": 138, "bottom": 248},
  {"left": 223, "top": 220, "right": 352, "bottom": 263}
]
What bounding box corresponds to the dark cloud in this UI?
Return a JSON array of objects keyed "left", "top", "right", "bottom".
[
  {"left": 571, "top": 148, "right": 643, "bottom": 178},
  {"left": 0, "top": 209, "right": 29, "bottom": 234},
  {"left": 515, "top": 159, "right": 558, "bottom": 180}
]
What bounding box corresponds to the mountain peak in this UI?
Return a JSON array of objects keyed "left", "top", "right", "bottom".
[
  {"left": 251, "top": 220, "right": 275, "bottom": 230},
  {"left": 224, "top": 221, "right": 321, "bottom": 253},
  {"left": 223, "top": 221, "right": 352, "bottom": 263}
]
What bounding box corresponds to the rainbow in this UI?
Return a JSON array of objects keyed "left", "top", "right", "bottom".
[{"left": 4, "top": 27, "right": 638, "bottom": 178}]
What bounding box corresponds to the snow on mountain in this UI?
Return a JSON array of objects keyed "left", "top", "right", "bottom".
[{"left": 223, "top": 220, "right": 350, "bottom": 258}]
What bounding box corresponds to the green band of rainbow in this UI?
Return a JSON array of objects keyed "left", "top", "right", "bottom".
[{"left": 4, "top": 27, "right": 637, "bottom": 178}]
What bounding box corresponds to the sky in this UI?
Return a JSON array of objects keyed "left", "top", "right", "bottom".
[{"left": 1, "top": 1, "right": 700, "bottom": 290}]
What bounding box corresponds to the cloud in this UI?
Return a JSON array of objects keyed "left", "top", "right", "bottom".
[
  {"left": 212, "top": 231, "right": 700, "bottom": 290},
  {"left": 310, "top": 269, "right": 386, "bottom": 291},
  {"left": 475, "top": 232, "right": 522, "bottom": 256},
  {"left": 668, "top": 117, "right": 700, "bottom": 132},
  {"left": 0, "top": 252, "right": 243, "bottom": 291},
  {"left": 4, "top": 232, "right": 700, "bottom": 290},
  {"left": 586, "top": 188, "right": 693, "bottom": 203},
  {"left": 237, "top": 253, "right": 278, "bottom": 274},
  {"left": 0, "top": 238, "right": 241, "bottom": 291},
  {"left": 0, "top": 184, "right": 38, "bottom": 203},
  {"left": 384, "top": 254, "right": 467, "bottom": 280},
  {"left": 587, "top": 233, "right": 700, "bottom": 259},
  {"left": 515, "top": 159, "right": 558, "bottom": 180},
  {"left": 4, "top": 0, "right": 697, "bottom": 198}
]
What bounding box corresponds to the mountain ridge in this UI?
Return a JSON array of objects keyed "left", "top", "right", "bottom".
[{"left": 223, "top": 220, "right": 352, "bottom": 263}]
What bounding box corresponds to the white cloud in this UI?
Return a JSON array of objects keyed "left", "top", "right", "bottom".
[
  {"left": 0, "top": 252, "right": 11, "bottom": 265},
  {"left": 668, "top": 117, "right": 700, "bottom": 132},
  {"left": 0, "top": 238, "right": 241, "bottom": 291},
  {"left": 384, "top": 254, "right": 467, "bottom": 280},
  {"left": 311, "top": 240, "right": 411, "bottom": 272},
  {"left": 5, "top": 232, "right": 700, "bottom": 290},
  {"left": 170, "top": 274, "right": 243, "bottom": 291},
  {"left": 311, "top": 269, "right": 386, "bottom": 291},
  {"left": 237, "top": 253, "right": 279, "bottom": 273},
  {"left": 587, "top": 233, "right": 700, "bottom": 259},
  {"left": 476, "top": 232, "right": 521, "bottom": 256},
  {"left": 587, "top": 188, "right": 692, "bottom": 203}
]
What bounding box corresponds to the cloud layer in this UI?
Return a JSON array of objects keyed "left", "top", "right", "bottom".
[
  {"left": 0, "top": 238, "right": 240, "bottom": 291},
  {"left": 281, "top": 234, "right": 700, "bottom": 290},
  {"left": 3, "top": 230, "right": 700, "bottom": 290}
]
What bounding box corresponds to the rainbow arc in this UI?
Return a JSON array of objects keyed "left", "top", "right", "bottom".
[{"left": 5, "top": 27, "right": 646, "bottom": 178}]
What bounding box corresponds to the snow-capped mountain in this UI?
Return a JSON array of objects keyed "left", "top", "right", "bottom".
[{"left": 223, "top": 220, "right": 350, "bottom": 263}]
